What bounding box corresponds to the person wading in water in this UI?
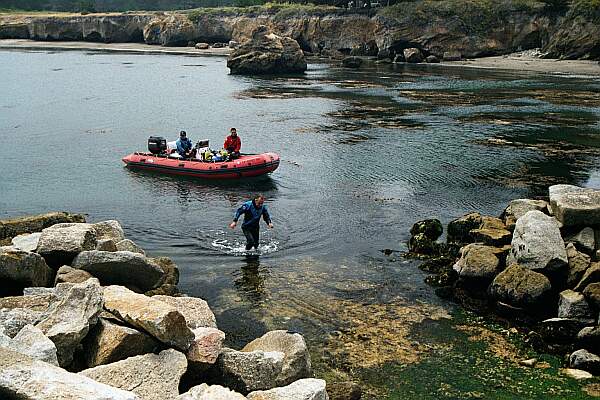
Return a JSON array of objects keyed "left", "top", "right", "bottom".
[{"left": 229, "top": 194, "right": 273, "bottom": 250}]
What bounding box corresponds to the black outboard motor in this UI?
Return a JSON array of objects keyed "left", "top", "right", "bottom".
[{"left": 148, "top": 136, "right": 167, "bottom": 154}]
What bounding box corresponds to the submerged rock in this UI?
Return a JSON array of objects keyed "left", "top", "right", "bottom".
[
  {"left": 242, "top": 330, "right": 312, "bottom": 387},
  {"left": 507, "top": 210, "right": 567, "bottom": 272},
  {"left": 247, "top": 378, "right": 329, "bottom": 400},
  {"left": 80, "top": 349, "right": 187, "bottom": 400},
  {"left": 0, "top": 347, "right": 139, "bottom": 400},
  {"left": 410, "top": 219, "right": 443, "bottom": 241},
  {"left": 102, "top": 285, "right": 194, "bottom": 351},
  {"left": 342, "top": 56, "right": 362, "bottom": 68},
  {"left": 560, "top": 368, "right": 593, "bottom": 380},
  {"left": 227, "top": 25, "right": 307, "bottom": 75}
]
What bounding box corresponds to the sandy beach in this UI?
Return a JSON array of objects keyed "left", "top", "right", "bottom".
[
  {"left": 1, "top": 39, "right": 599, "bottom": 77},
  {"left": 441, "top": 53, "right": 600, "bottom": 77},
  {"left": 0, "top": 39, "right": 231, "bottom": 56}
]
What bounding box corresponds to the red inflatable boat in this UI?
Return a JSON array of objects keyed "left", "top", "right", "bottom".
[{"left": 122, "top": 152, "right": 280, "bottom": 179}]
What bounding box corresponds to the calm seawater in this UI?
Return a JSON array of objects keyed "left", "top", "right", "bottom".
[{"left": 2, "top": 50, "right": 600, "bottom": 397}]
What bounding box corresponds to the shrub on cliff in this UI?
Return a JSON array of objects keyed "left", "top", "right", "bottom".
[
  {"left": 569, "top": 0, "right": 600, "bottom": 20},
  {"left": 379, "top": 0, "right": 545, "bottom": 34}
]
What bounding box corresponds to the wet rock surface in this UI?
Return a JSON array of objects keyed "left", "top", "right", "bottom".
[
  {"left": 242, "top": 330, "right": 312, "bottom": 387},
  {"left": 489, "top": 264, "right": 552, "bottom": 310},
  {"left": 227, "top": 25, "right": 307, "bottom": 75}
]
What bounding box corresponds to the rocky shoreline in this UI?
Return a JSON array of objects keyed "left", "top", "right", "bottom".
[
  {"left": 0, "top": 4, "right": 599, "bottom": 63},
  {"left": 0, "top": 213, "right": 330, "bottom": 399},
  {"left": 406, "top": 185, "right": 600, "bottom": 380}
]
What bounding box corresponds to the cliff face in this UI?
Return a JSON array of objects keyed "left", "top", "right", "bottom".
[
  {"left": 0, "top": 10, "right": 597, "bottom": 60},
  {"left": 0, "top": 14, "right": 153, "bottom": 42}
]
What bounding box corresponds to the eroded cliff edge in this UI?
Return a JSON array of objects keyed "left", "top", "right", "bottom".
[{"left": 0, "top": 3, "right": 598, "bottom": 61}]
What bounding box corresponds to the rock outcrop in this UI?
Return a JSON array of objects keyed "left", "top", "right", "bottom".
[
  {"left": 36, "top": 223, "right": 98, "bottom": 268},
  {"left": 153, "top": 295, "right": 217, "bottom": 329},
  {"left": 79, "top": 349, "right": 187, "bottom": 400},
  {"left": 216, "top": 348, "right": 284, "bottom": 393},
  {"left": 227, "top": 25, "right": 307, "bottom": 75},
  {"left": 242, "top": 330, "right": 312, "bottom": 387},
  {"left": 507, "top": 210, "right": 567, "bottom": 272},
  {"left": 72, "top": 250, "right": 164, "bottom": 292},
  {"left": 35, "top": 279, "right": 104, "bottom": 366},
  {"left": 102, "top": 285, "right": 194, "bottom": 351},
  {"left": 0, "top": 248, "right": 53, "bottom": 295},
  {"left": 247, "top": 378, "right": 329, "bottom": 400},
  {"left": 0, "top": 347, "right": 140, "bottom": 400}
]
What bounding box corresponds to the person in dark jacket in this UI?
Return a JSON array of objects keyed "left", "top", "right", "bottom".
[
  {"left": 176, "top": 130, "right": 193, "bottom": 158},
  {"left": 223, "top": 127, "right": 241, "bottom": 159},
  {"left": 229, "top": 194, "right": 273, "bottom": 250}
]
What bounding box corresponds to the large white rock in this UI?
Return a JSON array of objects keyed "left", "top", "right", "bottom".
[
  {"left": 0, "top": 347, "right": 140, "bottom": 400},
  {"left": 36, "top": 223, "right": 98, "bottom": 267},
  {"left": 153, "top": 295, "right": 217, "bottom": 329},
  {"left": 11, "top": 232, "right": 42, "bottom": 252},
  {"left": 93, "top": 220, "right": 126, "bottom": 242},
  {"left": 177, "top": 383, "right": 246, "bottom": 400},
  {"left": 217, "top": 348, "right": 284, "bottom": 392},
  {"left": 102, "top": 285, "right": 194, "bottom": 351},
  {"left": 242, "top": 330, "right": 312, "bottom": 386},
  {"left": 549, "top": 184, "right": 600, "bottom": 227},
  {"left": 79, "top": 349, "right": 187, "bottom": 400},
  {"left": 0, "top": 248, "right": 53, "bottom": 289},
  {"left": 507, "top": 210, "right": 567, "bottom": 272},
  {"left": 35, "top": 278, "right": 104, "bottom": 366},
  {"left": 247, "top": 378, "right": 329, "bottom": 400},
  {"left": 187, "top": 327, "right": 225, "bottom": 367},
  {"left": 9, "top": 324, "right": 59, "bottom": 366},
  {"left": 72, "top": 251, "right": 164, "bottom": 292}
]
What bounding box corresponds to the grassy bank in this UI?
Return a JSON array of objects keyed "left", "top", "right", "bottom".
[
  {"left": 186, "top": 2, "right": 349, "bottom": 21},
  {"left": 379, "top": 0, "right": 545, "bottom": 33}
]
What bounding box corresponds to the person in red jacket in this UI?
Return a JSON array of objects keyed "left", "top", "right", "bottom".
[{"left": 224, "top": 127, "right": 241, "bottom": 159}]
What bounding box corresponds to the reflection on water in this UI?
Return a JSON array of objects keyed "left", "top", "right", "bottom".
[{"left": 2, "top": 51, "right": 600, "bottom": 398}]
